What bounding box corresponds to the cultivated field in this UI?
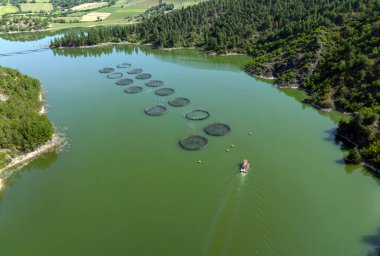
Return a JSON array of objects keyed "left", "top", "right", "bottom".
[
  {"left": 0, "top": 5, "right": 18, "bottom": 15},
  {"left": 20, "top": 3, "right": 53, "bottom": 12},
  {"left": 26, "top": 0, "right": 50, "bottom": 2},
  {"left": 114, "top": 0, "right": 202, "bottom": 8},
  {"left": 81, "top": 12, "right": 111, "bottom": 21},
  {"left": 71, "top": 2, "right": 108, "bottom": 11}
]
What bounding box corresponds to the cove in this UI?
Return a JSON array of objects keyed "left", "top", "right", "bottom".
[{"left": 0, "top": 36, "right": 379, "bottom": 256}]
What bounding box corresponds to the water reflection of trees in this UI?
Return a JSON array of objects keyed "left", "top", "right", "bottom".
[
  {"left": 363, "top": 227, "right": 380, "bottom": 256},
  {"left": 0, "top": 151, "right": 59, "bottom": 201},
  {"left": 0, "top": 28, "right": 88, "bottom": 42},
  {"left": 52, "top": 44, "right": 249, "bottom": 71},
  {"left": 53, "top": 45, "right": 139, "bottom": 58}
]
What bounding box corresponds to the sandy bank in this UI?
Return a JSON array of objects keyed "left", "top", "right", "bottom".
[
  {"left": 0, "top": 134, "right": 64, "bottom": 176},
  {"left": 38, "top": 92, "right": 46, "bottom": 115}
]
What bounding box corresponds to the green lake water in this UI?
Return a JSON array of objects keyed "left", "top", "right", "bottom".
[{"left": 0, "top": 37, "right": 379, "bottom": 256}]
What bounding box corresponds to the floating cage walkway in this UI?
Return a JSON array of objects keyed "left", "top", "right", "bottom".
[
  {"left": 145, "top": 105, "right": 167, "bottom": 116},
  {"left": 136, "top": 73, "right": 152, "bottom": 80},
  {"left": 107, "top": 72, "right": 123, "bottom": 79},
  {"left": 155, "top": 88, "right": 175, "bottom": 96},
  {"left": 117, "top": 63, "right": 131, "bottom": 68},
  {"left": 127, "top": 68, "right": 143, "bottom": 74},
  {"left": 185, "top": 109, "right": 210, "bottom": 120},
  {"left": 0, "top": 48, "right": 49, "bottom": 57},
  {"left": 99, "top": 67, "right": 114, "bottom": 73},
  {"left": 169, "top": 97, "right": 190, "bottom": 107},
  {"left": 124, "top": 86, "right": 143, "bottom": 94},
  {"left": 116, "top": 78, "right": 134, "bottom": 86},
  {"left": 179, "top": 135, "right": 208, "bottom": 151},
  {"left": 146, "top": 80, "right": 164, "bottom": 87},
  {"left": 204, "top": 123, "right": 231, "bottom": 136}
]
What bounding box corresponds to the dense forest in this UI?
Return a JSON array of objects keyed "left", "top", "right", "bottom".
[
  {"left": 50, "top": 0, "right": 380, "bottom": 169},
  {"left": 0, "top": 66, "right": 53, "bottom": 168}
]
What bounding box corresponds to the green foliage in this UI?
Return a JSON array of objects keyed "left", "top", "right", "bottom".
[
  {"left": 52, "top": 0, "right": 363, "bottom": 51},
  {"left": 0, "top": 15, "right": 49, "bottom": 32},
  {"left": 345, "top": 147, "right": 362, "bottom": 164},
  {"left": 0, "top": 66, "right": 53, "bottom": 153},
  {"left": 50, "top": 0, "right": 103, "bottom": 9},
  {"left": 143, "top": 2, "right": 174, "bottom": 16}
]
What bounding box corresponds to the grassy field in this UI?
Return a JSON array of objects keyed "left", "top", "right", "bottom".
[
  {"left": 81, "top": 11, "right": 110, "bottom": 21},
  {"left": 0, "top": 5, "right": 19, "bottom": 15},
  {"left": 26, "top": 0, "right": 50, "bottom": 2},
  {"left": 20, "top": 3, "right": 53, "bottom": 12},
  {"left": 114, "top": 0, "right": 202, "bottom": 9},
  {"left": 71, "top": 2, "right": 108, "bottom": 11},
  {"left": 96, "top": 6, "right": 145, "bottom": 20}
]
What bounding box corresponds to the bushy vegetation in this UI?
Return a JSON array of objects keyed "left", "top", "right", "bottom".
[
  {"left": 143, "top": 2, "right": 174, "bottom": 16},
  {"left": 50, "top": 0, "right": 380, "bottom": 170},
  {"left": 0, "top": 66, "right": 53, "bottom": 168},
  {"left": 0, "top": 14, "right": 49, "bottom": 32}
]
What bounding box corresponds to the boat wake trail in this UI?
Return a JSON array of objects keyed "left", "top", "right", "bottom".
[{"left": 202, "top": 174, "right": 247, "bottom": 256}]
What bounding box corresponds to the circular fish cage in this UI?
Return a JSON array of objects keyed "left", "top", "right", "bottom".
[
  {"left": 127, "top": 68, "right": 143, "bottom": 74},
  {"left": 146, "top": 80, "right": 164, "bottom": 87},
  {"left": 116, "top": 78, "right": 134, "bottom": 86},
  {"left": 155, "top": 88, "right": 175, "bottom": 96},
  {"left": 144, "top": 105, "right": 167, "bottom": 116},
  {"left": 136, "top": 73, "right": 152, "bottom": 80},
  {"left": 169, "top": 97, "right": 190, "bottom": 107},
  {"left": 99, "top": 67, "right": 114, "bottom": 73},
  {"left": 179, "top": 135, "right": 208, "bottom": 151},
  {"left": 107, "top": 72, "right": 123, "bottom": 79},
  {"left": 204, "top": 123, "right": 231, "bottom": 136},
  {"left": 185, "top": 109, "right": 210, "bottom": 120},
  {"left": 117, "top": 63, "right": 131, "bottom": 68},
  {"left": 124, "top": 86, "right": 143, "bottom": 94}
]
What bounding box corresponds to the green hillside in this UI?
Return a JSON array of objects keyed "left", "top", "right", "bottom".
[{"left": 0, "top": 66, "right": 53, "bottom": 168}]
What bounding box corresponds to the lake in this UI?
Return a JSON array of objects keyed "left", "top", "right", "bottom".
[{"left": 0, "top": 36, "right": 379, "bottom": 256}]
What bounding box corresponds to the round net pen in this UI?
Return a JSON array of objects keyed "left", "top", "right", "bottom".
[
  {"left": 179, "top": 135, "right": 208, "bottom": 151},
  {"left": 145, "top": 105, "right": 167, "bottom": 116},
  {"left": 185, "top": 109, "right": 210, "bottom": 120},
  {"left": 155, "top": 88, "right": 175, "bottom": 96},
  {"left": 127, "top": 68, "right": 143, "bottom": 74},
  {"left": 204, "top": 123, "right": 231, "bottom": 136},
  {"left": 99, "top": 67, "right": 114, "bottom": 73},
  {"left": 169, "top": 97, "right": 190, "bottom": 107},
  {"left": 117, "top": 63, "right": 131, "bottom": 68},
  {"left": 124, "top": 86, "right": 143, "bottom": 94},
  {"left": 107, "top": 72, "right": 123, "bottom": 79},
  {"left": 136, "top": 73, "right": 152, "bottom": 80},
  {"left": 146, "top": 80, "right": 164, "bottom": 87},
  {"left": 116, "top": 78, "right": 134, "bottom": 86}
]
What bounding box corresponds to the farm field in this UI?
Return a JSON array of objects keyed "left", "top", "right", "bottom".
[
  {"left": 114, "top": 0, "right": 202, "bottom": 8},
  {"left": 0, "top": 0, "right": 206, "bottom": 32},
  {"left": 96, "top": 6, "right": 145, "bottom": 21},
  {"left": 81, "top": 11, "right": 110, "bottom": 21},
  {"left": 20, "top": 3, "right": 53, "bottom": 12},
  {"left": 25, "top": 0, "right": 50, "bottom": 2},
  {"left": 71, "top": 2, "right": 108, "bottom": 11},
  {"left": 0, "top": 5, "right": 18, "bottom": 15}
]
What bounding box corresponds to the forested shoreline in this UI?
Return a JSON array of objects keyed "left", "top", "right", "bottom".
[
  {"left": 0, "top": 66, "right": 54, "bottom": 169},
  {"left": 50, "top": 0, "right": 380, "bottom": 170}
]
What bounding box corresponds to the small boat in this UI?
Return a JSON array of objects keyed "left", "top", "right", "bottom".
[{"left": 240, "top": 159, "right": 250, "bottom": 174}]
